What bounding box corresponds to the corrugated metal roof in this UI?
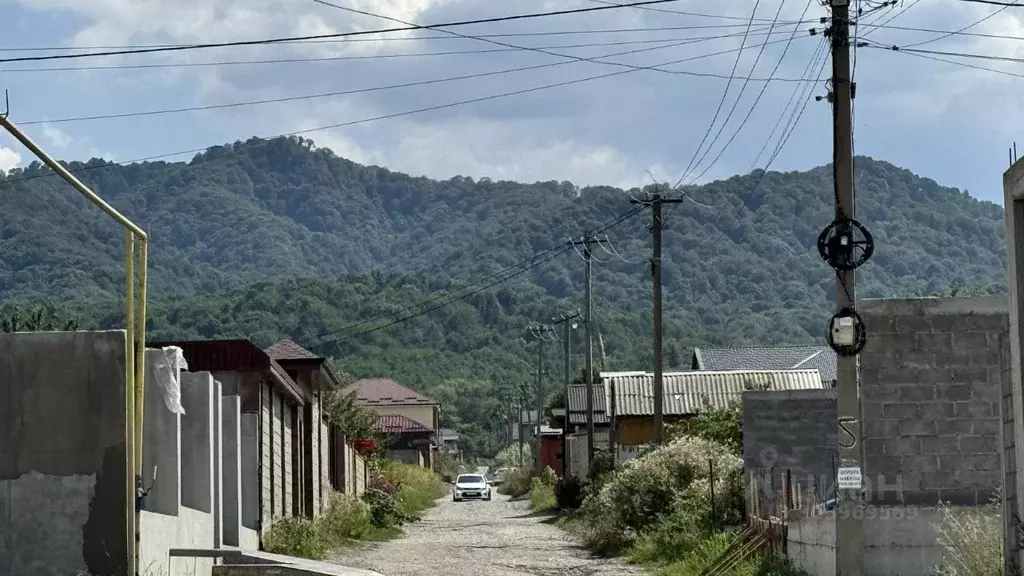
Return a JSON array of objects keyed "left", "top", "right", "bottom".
[
  {"left": 693, "top": 346, "right": 837, "bottom": 383},
  {"left": 603, "top": 369, "right": 826, "bottom": 417},
  {"left": 566, "top": 384, "right": 609, "bottom": 424}
]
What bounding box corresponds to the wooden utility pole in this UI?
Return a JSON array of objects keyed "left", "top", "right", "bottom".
[
  {"left": 572, "top": 235, "right": 602, "bottom": 463},
  {"left": 829, "top": 0, "right": 864, "bottom": 573},
  {"left": 632, "top": 188, "right": 682, "bottom": 444}
]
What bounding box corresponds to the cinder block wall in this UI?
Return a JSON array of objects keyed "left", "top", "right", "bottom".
[
  {"left": 860, "top": 296, "right": 1008, "bottom": 507},
  {"left": 742, "top": 389, "right": 838, "bottom": 514}
]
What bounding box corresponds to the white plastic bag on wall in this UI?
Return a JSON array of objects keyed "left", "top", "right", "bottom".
[{"left": 153, "top": 346, "right": 188, "bottom": 415}]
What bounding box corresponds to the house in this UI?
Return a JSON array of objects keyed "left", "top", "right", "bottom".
[
  {"left": 691, "top": 345, "right": 837, "bottom": 388},
  {"left": 344, "top": 377, "right": 440, "bottom": 468},
  {"left": 377, "top": 414, "right": 435, "bottom": 466},
  {"left": 148, "top": 338, "right": 360, "bottom": 543},
  {"left": 439, "top": 428, "right": 460, "bottom": 453},
  {"left": 602, "top": 369, "right": 827, "bottom": 459}
]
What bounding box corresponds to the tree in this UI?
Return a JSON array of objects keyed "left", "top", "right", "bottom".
[{"left": 1, "top": 302, "right": 80, "bottom": 332}]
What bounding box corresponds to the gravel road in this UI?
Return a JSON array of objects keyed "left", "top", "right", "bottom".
[{"left": 329, "top": 492, "right": 643, "bottom": 576}]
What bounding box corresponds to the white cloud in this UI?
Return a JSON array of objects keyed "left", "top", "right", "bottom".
[
  {"left": 41, "top": 123, "right": 72, "bottom": 149},
  {"left": 0, "top": 148, "right": 22, "bottom": 173}
]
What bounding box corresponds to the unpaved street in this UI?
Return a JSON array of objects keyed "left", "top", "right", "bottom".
[{"left": 329, "top": 493, "right": 644, "bottom": 576}]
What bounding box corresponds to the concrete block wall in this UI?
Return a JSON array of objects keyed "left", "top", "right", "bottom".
[
  {"left": 0, "top": 331, "right": 129, "bottom": 576},
  {"left": 860, "top": 297, "right": 1007, "bottom": 506},
  {"left": 143, "top": 348, "right": 183, "bottom": 517},
  {"left": 742, "top": 389, "right": 837, "bottom": 513},
  {"left": 182, "top": 372, "right": 216, "bottom": 513}
]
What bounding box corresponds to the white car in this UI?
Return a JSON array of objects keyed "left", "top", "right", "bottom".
[{"left": 453, "top": 473, "right": 492, "bottom": 502}]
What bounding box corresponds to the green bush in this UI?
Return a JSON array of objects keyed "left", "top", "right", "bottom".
[
  {"left": 376, "top": 460, "right": 447, "bottom": 516},
  {"left": 263, "top": 492, "right": 374, "bottom": 560},
  {"left": 361, "top": 488, "right": 413, "bottom": 528},
  {"left": 657, "top": 533, "right": 809, "bottom": 576},
  {"left": 555, "top": 476, "right": 585, "bottom": 510},
  {"left": 529, "top": 467, "right": 558, "bottom": 511},
  {"left": 498, "top": 467, "right": 532, "bottom": 497},
  {"left": 574, "top": 435, "right": 742, "bottom": 558}
]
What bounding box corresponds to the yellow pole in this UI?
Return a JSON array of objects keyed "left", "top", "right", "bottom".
[
  {"left": 134, "top": 238, "right": 148, "bottom": 473},
  {"left": 125, "top": 230, "right": 137, "bottom": 576},
  {"left": 0, "top": 115, "right": 146, "bottom": 239}
]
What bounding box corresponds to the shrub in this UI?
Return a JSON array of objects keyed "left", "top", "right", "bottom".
[
  {"left": 555, "top": 476, "right": 585, "bottom": 510},
  {"left": 657, "top": 532, "right": 809, "bottom": 576},
  {"left": 263, "top": 492, "right": 373, "bottom": 560},
  {"left": 528, "top": 467, "right": 558, "bottom": 511},
  {"left": 376, "top": 460, "right": 447, "bottom": 515},
  {"left": 361, "top": 488, "right": 412, "bottom": 528},
  {"left": 932, "top": 495, "right": 1003, "bottom": 576},
  {"left": 575, "top": 435, "right": 742, "bottom": 557},
  {"left": 498, "top": 467, "right": 532, "bottom": 497}
]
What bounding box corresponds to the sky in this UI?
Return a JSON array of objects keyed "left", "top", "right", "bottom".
[{"left": 0, "top": 0, "right": 1022, "bottom": 205}]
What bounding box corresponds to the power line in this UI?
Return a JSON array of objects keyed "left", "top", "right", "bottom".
[
  {"left": 2, "top": 31, "right": 800, "bottom": 74},
  {"left": 686, "top": 0, "right": 815, "bottom": 186},
  {"left": 311, "top": 207, "right": 644, "bottom": 346},
  {"left": 587, "top": 0, "right": 818, "bottom": 22},
  {"left": 0, "top": 21, "right": 819, "bottom": 53},
  {"left": 0, "top": 0, "right": 689, "bottom": 64},
  {"left": 959, "top": 0, "right": 1024, "bottom": 6},
  {"left": 1, "top": 33, "right": 816, "bottom": 186},
  {"left": 682, "top": 0, "right": 790, "bottom": 187},
  {"left": 863, "top": 41, "right": 1024, "bottom": 65},
  {"left": 861, "top": 21, "right": 1024, "bottom": 41},
  {"left": 872, "top": 42, "right": 1024, "bottom": 78},
  {"left": 674, "top": 0, "right": 763, "bottom": 187},
  {"left": 899, "top": 0, "right": 1018, "bottom": 48},
  {"left": 18, "top": 29, "right": 812, "bottom": 127}
]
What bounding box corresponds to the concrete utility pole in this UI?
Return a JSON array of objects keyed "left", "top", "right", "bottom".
[
  {"left": 829, "top": 1, "right": 864, "bottom": 574},
  {"left": 531, "top": 325, "right": 556, "bottom": 474},
  {"left": 572, "top": 235, "right": 602, "bottom": 463},
  {"left": 552, "top": 311, "right": 581, "bottom": 474},
  {"left": 632, "top": 188, "right": 682, "bottom": 445},
  {"left": 517, "top": 383, "right": 525, "bottom": 467}
]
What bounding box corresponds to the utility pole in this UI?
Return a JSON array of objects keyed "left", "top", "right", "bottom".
[
  {"left": 819, "top": 2, "right": 871, "bottom": 574},
  {"left": 530, "top": 325, "right": 556, "bottom": 474},
  {"left": 517, "top": 383, "right": 525, "bottom": 467},
  {"left": 552, "top": 310, "right": 581, "bottom": 476},
  {"left": 571, "top": 234, "right": 602, "bottom": 464},
  {"left": 632, "top": 187, "right": 682, "bottom": 445}
]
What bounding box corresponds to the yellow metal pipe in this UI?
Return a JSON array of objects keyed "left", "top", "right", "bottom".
[
  {"left": 0, "top": 115, "right": 147, "bottom": 240},
  {"left": 134, "top": 238, "right": 148, "bottom": 475},
  {"left": 125, "top": 230, "right": 137, "bottom": 576}
]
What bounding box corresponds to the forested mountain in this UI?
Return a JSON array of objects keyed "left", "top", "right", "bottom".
[{"left": 0, "top": 136, "right": 1007, "bottom": 454}]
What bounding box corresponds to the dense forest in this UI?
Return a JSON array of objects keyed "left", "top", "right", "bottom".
[{"left": 0, "top": 136, "right": 1008, "bottom": 455}]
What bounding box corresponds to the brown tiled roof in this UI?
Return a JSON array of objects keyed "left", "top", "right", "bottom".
[
  {"left": 266, "top": 339, "right": 323, "bottom": 362},
  {"left": 344, "top": 378, "right": 437, "bottom": 406},
  {"left": 376, "top": 414, "right": 432, "bottom": 434}
]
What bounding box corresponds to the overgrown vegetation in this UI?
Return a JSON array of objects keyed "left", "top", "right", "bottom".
[
  {"left": 529, "top": 467, "right": 558, "bottom": 512},
  {"left": 498, "top": 466, "right": 532, "bottom": 498},
  {"left": 263, "top": 461, "right": 447, "bottom": 560},
  {"left": 932, "top": 496, "right": 1004, "bottom": 576},
  {"left": 1, "top": 302, "right": 80, "bottom": 332}
]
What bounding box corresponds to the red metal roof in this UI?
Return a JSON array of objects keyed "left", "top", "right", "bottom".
[
  {"left": 266, "top": 339, "right": 323, "bottom": 362},
  {"left": 344, "top": 378, "right": 437, "bottom": 406},
  {"left": 376, "top": 414, "right": 432, "bottom": 434}
]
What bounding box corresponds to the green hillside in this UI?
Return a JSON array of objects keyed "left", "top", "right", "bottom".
[{"left": 0, "top": 136, "right": 1008, "bottom": 455}]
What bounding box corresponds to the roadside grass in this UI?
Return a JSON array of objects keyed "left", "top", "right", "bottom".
[
  {"left": 497, "top": 467, "right": 532, "bottom": 498},
  {"left": 264, "top": 461, "right": 447, "bottom": 560},
  {"left": 529, "top": 482, "right": 557, "bottom": 512}
]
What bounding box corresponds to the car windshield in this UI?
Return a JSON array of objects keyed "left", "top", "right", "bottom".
[{"left": 457, "top": 475, "right": 485, "bottom": 484}]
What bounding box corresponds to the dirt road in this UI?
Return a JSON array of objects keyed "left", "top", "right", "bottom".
[{"left": 329, "top": 492, "right": 643, "bottom": 576}]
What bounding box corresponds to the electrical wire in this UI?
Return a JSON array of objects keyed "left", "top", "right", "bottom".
[
  {"left": 673, "top": 0, "right": 764, "bottom": 188},
  {"left": 0, "top": 0, "right": 691, "bottom": 65},
  {"left": 588, "top": 0, "right": 802, "bottom": 22},
  {"left": 1, "top": 32, "right": 817, "bottom": 187},
  {"left": 871, "top": 43, "right": 1024, "bottom": 77},
  {"left": 1, "top": 31, "right": 800, "bottom": 74},
  {"left": 899, "top": 0, "right": 1018, "bottom": 48},
  {"left": 18, "top": 28, "right": 801, "bottom": 126},
  {"left": 685, "top": 0, "right": 814, "bottom": 186},
  {"left": 309, "top": 206, "right": 643, "bottom": 346},
  {"left": 862, "top": 41, "right": 1024, "bottom": 65},
  {"left": 682, "top": 0, "right": 784, "bottom": 187}
]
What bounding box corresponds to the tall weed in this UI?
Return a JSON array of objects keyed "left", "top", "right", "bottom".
[{"left": 932, "top": 496, "right": 1003, "bottom": 576}]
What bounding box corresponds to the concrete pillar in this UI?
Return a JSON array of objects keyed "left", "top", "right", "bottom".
[
  {"left": 213, "top": 379, "right": 224, "bottom": 548},
  {"left": 240, "top": 414, "right": 260, "bottom": 533},
  {"left": 221, "top": 394, "right": 242, "bottom": 547},
  {"left": 181, "top": 372, "right": 215, "bottom": 513},
  {"left": 142, "top": 348, "right": 182, "bottom": 516},
  {"left": 1004, "top": 159, "right": 1024, "bottom": 572}
]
